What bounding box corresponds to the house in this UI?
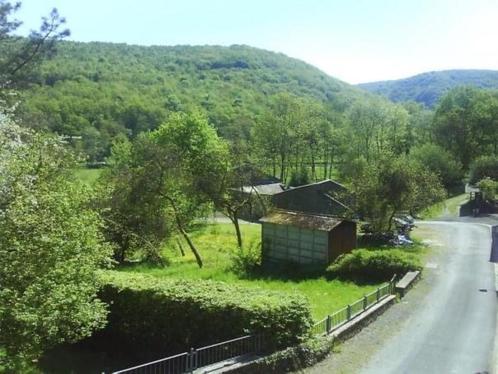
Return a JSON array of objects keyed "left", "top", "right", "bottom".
[
  {"left": 260, "top": 210, "right": 356, "bottom": 265},
  {"left": 260, "top": 180, "right": 356, "bottom": 266}
]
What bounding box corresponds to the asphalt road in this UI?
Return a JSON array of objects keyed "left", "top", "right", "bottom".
[{"left": 305, "top": 220, "right": 497, "bottom": 374}]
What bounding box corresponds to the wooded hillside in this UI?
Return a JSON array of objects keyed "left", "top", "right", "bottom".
[
  {"left": 358, "top": 69, "right": 498, "bottom": 107},
  {"left": 18, "top": 41, "right": 367, "bottom": 161}
]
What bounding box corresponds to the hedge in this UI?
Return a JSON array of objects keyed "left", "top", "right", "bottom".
[
  {"left": 98, "top": 271, "right": 312, "bottom": 356},
  {"left": 327, "top": 249, "right": 422, "bottom": 282}
]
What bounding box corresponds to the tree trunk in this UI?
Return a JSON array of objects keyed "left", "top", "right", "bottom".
[
  {"left": 280, "top": 154, "right": 285, "bottom": 182},
  {"left": 176, "top": 238, "right": 186, "bottom": 256},
  {"left": 178, "top": 224, "right": 203, "bottom": 268},
  {"left": 165, "top": 196, "right": 203, "bottom": 268},
  {"left": 231, "top": 216, "right": 243, "bottom": 248}
]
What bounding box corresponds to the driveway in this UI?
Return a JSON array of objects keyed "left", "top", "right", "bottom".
[{"left": 304, "top": 220, "right": 497, "bottom": 374}]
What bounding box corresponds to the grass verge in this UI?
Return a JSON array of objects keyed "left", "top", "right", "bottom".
[{"left": 420, "top": 193, "right": 468, "bottom": 219}]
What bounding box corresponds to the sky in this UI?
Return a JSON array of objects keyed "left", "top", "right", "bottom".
[{"left": 15, "top": 0, "right": 498, "bottom": 84}]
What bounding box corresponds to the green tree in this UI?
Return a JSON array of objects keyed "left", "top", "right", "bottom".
[
  {"left": 349, "top": 154, "right": 445, "bottom": 233},
  {"left": 433, "top": 87, "right": 498, "bottom": 168},
  {"left": 0, "top": 114, "right": 112, "bottom": 369},
  {"left": 469, "top": 155, "right": 498, "bottom": 184},
  {"left": 409, "top": 143, "right": 463, "bottom": 190},
  {"left": 99, "top": 112, "right": 229, "bottom": 267}
]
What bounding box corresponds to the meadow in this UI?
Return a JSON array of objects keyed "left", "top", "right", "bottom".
[{"left": 122, "top": 222, "right": 383, "bottom": 320}]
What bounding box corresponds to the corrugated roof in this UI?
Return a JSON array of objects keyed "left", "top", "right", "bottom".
[
  {"left": 260, "top": 210, "right": 344, "bottom": 231},
  {"left": 239, "top": 183, "right": 285, "bottom": 195}
]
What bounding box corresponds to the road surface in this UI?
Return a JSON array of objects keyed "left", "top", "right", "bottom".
[{"left": 305, "top": 220, "right": 497, "bottom": 374}]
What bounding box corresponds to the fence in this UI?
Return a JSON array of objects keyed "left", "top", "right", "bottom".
[
  {"left": 111, "top": 334, "right": 262, "bottom": 374},
  {"left": 311, "top": 277, "right": 395, "bottom": 336}
]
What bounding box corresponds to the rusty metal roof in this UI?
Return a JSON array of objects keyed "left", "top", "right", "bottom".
[{"left": 260, "top": 210, "right": 344, "bottom": 231}]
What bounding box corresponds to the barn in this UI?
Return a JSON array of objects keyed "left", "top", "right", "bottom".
[{"left": 260, "top": 180, "right": 356, "bottom": 266}]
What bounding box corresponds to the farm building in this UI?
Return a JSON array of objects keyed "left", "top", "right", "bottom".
[
  {"left": 234, "top": 179, "right": 285, "bottom": 221},
  {"left": 260, "top": 180, "right": 356, "bottom": 266},
  {"left": 272, "top": 179, "right": 351, "bottom": 216},
  {"left": 260, "top": 210, "right": 356, "bottom": 265}
]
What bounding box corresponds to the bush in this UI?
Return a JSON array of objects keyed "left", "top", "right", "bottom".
[
  {"left": 98, "top": 271, "right": 312, "bottom": 357},
  {"left": 469, "top": 156, "right": 498, "bottom": 184},
  {"left": 236, "top": 336, "right": 334, "bottom": 373},
  {"left": 288, "top": 166, "right": 310, "bottom": 187},
  {"left": 327, "top": 249, "right": 421, "bottom": 282},
  {"left": 230, "top": 240, "right": 262, "bottom": 275},
  {"left": 478, "top": 177, "right": 498, "bottom": 202}
]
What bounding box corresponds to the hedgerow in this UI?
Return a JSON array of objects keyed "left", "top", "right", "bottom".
[
  {"left": 98, "top": 271, "right": 312, "bottom": 355},
  {"left": 327, "top": 249, "right": 422, "bottom": 282}
]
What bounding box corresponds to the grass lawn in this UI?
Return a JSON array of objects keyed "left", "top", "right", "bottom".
[
  {"left": 74, "top": 168, "right": 102, "bottom": 185},
  {"left": 420, "top": 193, "right": 468, "bottom": 219},
  {"left": 120, "top": 223, "right": 381, "bottom": 320}
]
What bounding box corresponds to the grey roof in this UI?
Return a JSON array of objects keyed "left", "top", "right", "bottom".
[
  {"left": 238, "top": 183, "right": 285, "bottom": 196},
  {"left": 260, "top": 210, "right": 344, "bottom": 231}
]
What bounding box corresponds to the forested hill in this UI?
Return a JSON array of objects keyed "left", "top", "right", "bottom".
[
  {"left": 357, "top": 69, "right": 498, "bottom": 107},
  {"left": 18, "top": 41, "right": 366, "bottom": 161}
]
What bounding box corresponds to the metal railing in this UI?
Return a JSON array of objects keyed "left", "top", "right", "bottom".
[
  {"left": 312, "top": 276, "right": 396, "bottom": 336},
  {"left": 111, "top": 334, "right": 262, "bottom": 374}
]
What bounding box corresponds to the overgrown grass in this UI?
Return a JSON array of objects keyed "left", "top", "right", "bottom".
[
  {"left": 120, "top": 223, "right": 380, "bottom": 320},
  {"left": 74, "top": 168, "right": 102, "bottom": 185},
  {"left": 420, "top": 193, "right": 468, "bottom": 219}
]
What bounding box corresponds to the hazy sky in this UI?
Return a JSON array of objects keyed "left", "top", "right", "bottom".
[{"left": 15, "top": 0, "right": 498, "bottom": 84}]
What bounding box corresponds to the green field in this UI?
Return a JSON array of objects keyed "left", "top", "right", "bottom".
[
  {"left": 121, "top": 223, "right": 381, "bottom": 320},
  {"left": 74, "top": 168, "right": 102, "bottom": 185}
]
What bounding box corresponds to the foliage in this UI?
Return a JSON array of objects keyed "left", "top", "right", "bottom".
[
  {"left": 99, "top": 271, "right": 313, "bottom": 354},
  {"left": 477, "top": 178, "right": 498, "bottom": 202},
  {"left": 288, "top": 166, "right": 311, "bottom": 187},
  {"left": 0, "top": 116, "right": 112, "bottom": 369},
  {"left": 358, "top": 69, "right": 498, "bottom": 107},
  {"left": 433, "top": 87, "right": 498, "bottom": 169},
  {"left": 97, "top": 112, "right": 229, "bottom": 266},
  {"left": 17, "top": 41, "right": 364, "bottom": 161},
  {"left": 0, "top": 1, "right": 69, "bottom": 89},
  {"left": 327, "top": 249, "right": 422, "bottom": 282},
  {"left": 236, "top": 336, "right": 334, "bottom": 374},
  {"left": 409, "top": 143, "right": 464, "bottom": 189},
  {"left": 229, "top": 239, "right": 262, "bottom": 274},
  {"left": 347, "top": 154, "right": 445, "bottom": 232},
  {"left": 469, "top": 156, "right": 498, "bottom": 184}
]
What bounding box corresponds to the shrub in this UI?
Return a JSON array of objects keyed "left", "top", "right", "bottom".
[
  {"left": 98, "top": 271, "right": 312, "bottom": 357},
  {"left": 288, "top": 166, "right": 310, "bottom": 187},
  {"left": 478, "top": 177, "right": 498, "bottom": 202},
  {"left": 327, "top": 249, "right": 421, "bottom": 282},
  {"left": 230, "top": 240, "right": 262, "bottom": 275},
  {"left": 236, "top": 336, "right": 334, "bottom": 373}
]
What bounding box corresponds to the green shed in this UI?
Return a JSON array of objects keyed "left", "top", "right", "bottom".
[{"left": 260, "top": 210, "right": 357, "bottom": 266}]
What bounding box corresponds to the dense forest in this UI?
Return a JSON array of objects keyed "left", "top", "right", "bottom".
[
  {"left": 358, "top": 69, "right": 498, "bottom": 107},
  {"left": 18, "top": 41, "right": 367, "bottom": 161}
]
